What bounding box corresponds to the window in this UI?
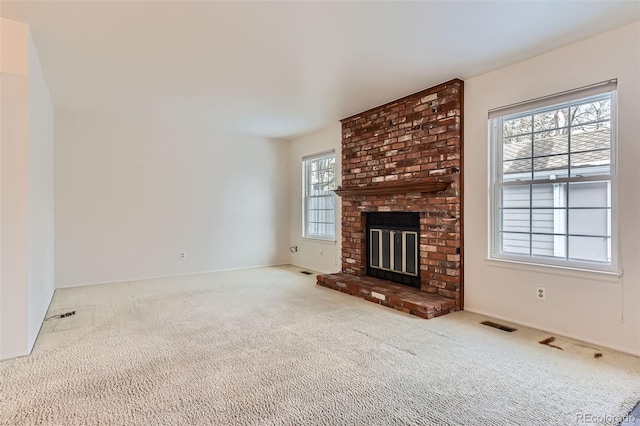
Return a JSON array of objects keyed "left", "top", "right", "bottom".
[
  {"left": 303, "top": 152, "right": 336, "bottom": 240},
  {"left": 489, "top": 81, "right": 618, "bottom": 272}
]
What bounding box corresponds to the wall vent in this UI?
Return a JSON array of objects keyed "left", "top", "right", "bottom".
[{"left": 481, "top": 321, "right": 517, "bottom": 332}]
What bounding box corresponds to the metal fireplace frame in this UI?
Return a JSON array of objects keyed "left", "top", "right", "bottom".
[{"left": 365, "top": 212, "right": 421, "bottom": 288}]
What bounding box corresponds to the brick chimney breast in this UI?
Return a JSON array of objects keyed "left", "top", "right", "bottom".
[{"left": 337, "top": 79, "right": 464, "bottom": 307}]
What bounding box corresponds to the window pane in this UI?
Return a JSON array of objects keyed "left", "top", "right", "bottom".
[
  {"left": 531, "top": 183, "right": 559, "bottom": 208},
  {"left": 500, "top": 232, "right": 530, "bottom": 255},
  {"left": 569, "top": 119, "right": 611, "bottom": 177},
  {"left": 568, "top": 208, "right": 609, "bottom": 237},
  {"left": 568, "top": 182, "right": 609, "bottom": 208},
  {"left": 531, "top": 209, "right": 556, "bottom": 233},
  {"left": 501, "top": 209, "right": 530, "bottom": 233},
  {"left": 307, "top": 222, "right": 317, "bottom": 236},
  {"left": 569, "top": 236, "right": 609, "bottom": 263},
  {"left": 534, "top": 131, "right": 568, "bottom": 157},
  {"left": 570, "top": 151, "right": 610, "bottom": 177},
  {"left": 307, "top": 197, "right": 318, "bottom": 210},
  {"left": 502, "top": 185, "right": 530, "bottom": 208},
  {"left": 570, "top": 122, "right": 610, "bottom": 146},
  {"left": 571, "top": 99, "right": 611, "bottom": 126},
  {"left": 534, "top": 155, "right": 568, "bottom": 180},
  {"left": 503, "top": 135, "right": 532, "bottom": 161},
  {"left": 503, "top": 159, "right": 532, "bottom": 180},
  {"left": 534, "top": 108, "right": 569, "bottom": 132},
  {"left": 531, "top": 233, "right": 555, "bottom": 257},
  {"left": 503, "top": 115, "right": 532, "bottom": 137}
]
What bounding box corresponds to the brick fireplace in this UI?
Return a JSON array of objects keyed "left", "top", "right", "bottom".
[{"left": 317, "top": 79, "right": 463, "bottom": 319}]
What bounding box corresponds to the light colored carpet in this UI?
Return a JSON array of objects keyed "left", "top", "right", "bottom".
[{"left": 0, "top": 266, "right": 638, "bottom": 425}]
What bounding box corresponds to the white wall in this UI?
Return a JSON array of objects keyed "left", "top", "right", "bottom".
[
  {"left": 464, "top": 22, "right": 640, "bottom": 355},
  {"left": 27, "top": 31, "right": 55, "bottom": 349},
  {"left": 287, "top": 124, "right": 342, "bottom": 273},
  {"left": 0, "top": 18, "right": 55, "bottom": 360},
  {"left": 1, "top": 18, "right": 30, "bottom": 360},
  {"left": 54, "top": 112, "right": 289, "bottom": 287}
]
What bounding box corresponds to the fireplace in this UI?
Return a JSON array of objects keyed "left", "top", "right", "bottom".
[
  {"left": 366, "top": 212, "right": 420, "bottom": 288},
  {"left": 316, "top": 79, "right": 463, "bottom": 318}
]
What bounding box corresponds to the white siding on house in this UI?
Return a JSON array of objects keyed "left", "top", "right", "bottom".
[
  {"left": 501, "top": 182, "right": 609, "bottom": 260},
  {"left": 567, "top": 182, "right": 610, "bottom": 262},
  {"left": 502, "top": 185, "right": 555, "bottom": 256}
]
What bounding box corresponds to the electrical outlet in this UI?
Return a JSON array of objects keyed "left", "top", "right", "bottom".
[
  {"left": 179, "top": 252, "right": 186, "bottom": 260},
  {"left": 537, "top": 287, "right": 546, "bottom": 301},
  {"left": 319, "top": 250, "right": 324, "bottom": 257}
]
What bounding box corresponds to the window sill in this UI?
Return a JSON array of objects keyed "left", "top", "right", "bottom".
[
  {"left": 485, "top": 257, "right": 622, "bottom": 282},
  {"left": 302, "top": 237, "right": 337, "bottom": 245}
]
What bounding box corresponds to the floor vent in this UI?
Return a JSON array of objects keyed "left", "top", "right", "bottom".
[
  {"left": 481, "top": 321, "right": 517, "bottom": 332},
  {"left": 300, "top": 271, "right": 313, "bottom": 275}
]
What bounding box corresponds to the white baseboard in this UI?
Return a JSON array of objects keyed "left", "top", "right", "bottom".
[
  {"left": 287, "top": 262, "right": 339, "bottom": 276},
  {"left": 464, "top": 307, "right": 640, "bottom": 357},
  {"left": 55, "top": 263, "right": 290, "bottom": 289}
]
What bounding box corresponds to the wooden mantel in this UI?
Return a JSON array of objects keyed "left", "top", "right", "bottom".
[{"left": 333, "top": 179, "right": 451, "bottom": 197}]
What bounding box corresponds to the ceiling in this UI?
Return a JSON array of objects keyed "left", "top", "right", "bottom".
[{"left": 2, "top": 1, "right": 638, "bottom": 139}]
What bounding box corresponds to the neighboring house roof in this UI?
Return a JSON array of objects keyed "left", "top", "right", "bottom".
[{"left": 503, "top": 128, "right": 610, "bottom": 175}]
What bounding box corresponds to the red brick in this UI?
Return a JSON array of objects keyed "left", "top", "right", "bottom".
[{"left": 339, "top": 80, "right": 463, "bottom": 311}]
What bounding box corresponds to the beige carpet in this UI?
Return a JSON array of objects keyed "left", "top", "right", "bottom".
[{"left": 1, "top": 266, "right": 638, "bottom": 425}]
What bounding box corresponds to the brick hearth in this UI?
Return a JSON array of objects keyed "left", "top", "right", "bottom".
[
  {"left": 317, "top": 274, "right": 457, "bottom": 319},
  {"left": 318, "top": 79, "right": 464, "bottom": 318}
]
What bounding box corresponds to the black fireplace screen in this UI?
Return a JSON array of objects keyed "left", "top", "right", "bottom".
[{"left": 366, "top": 212, "right": 420, "bottom": 288}]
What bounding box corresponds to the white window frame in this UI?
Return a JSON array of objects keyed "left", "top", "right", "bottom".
[
  {"left": 302, "top": 151, "right": 336, "bottom": 241},
  {"left": 488, "top": 80, "right": 619, "bottom": 274}
]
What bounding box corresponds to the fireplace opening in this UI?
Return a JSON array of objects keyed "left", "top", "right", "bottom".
[{"left": 366, "top": 212, "right": 420, "bottom": 288}]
